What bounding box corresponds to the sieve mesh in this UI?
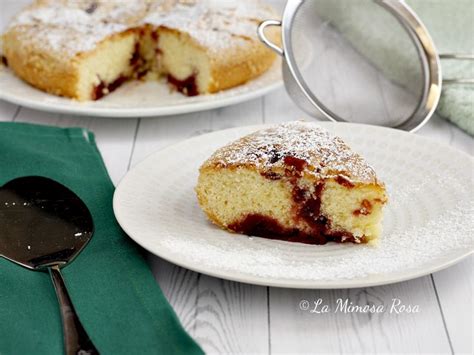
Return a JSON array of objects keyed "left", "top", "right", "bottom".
[{"left": 285, "top": 0, "right": 425, "bottom": 127}]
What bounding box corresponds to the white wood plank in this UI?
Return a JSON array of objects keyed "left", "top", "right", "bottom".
[
  {"left": 14, "top": 108, "right": 138, "bottom": 185},
  {"left": 417, "top": 114, "right": 472, "bottom": 355},
  {"left": 132, "top": 99, "right": 269, "bottom": 354},
  {"left": 270, "top": 277, "right": 451, "bottom": 354},
  {"left": 432, "top": 256, "right": 473, "bottom": 355},
  {"left": 149, "top": 257, "right": 269, "bottom": 355},
  {"left": 0, "top": 100, "right": 19, "bottom": 121},
  {"left": 425, "top": 115, "right": 473, "bottom": 355},
  {"left": 130, "top": 98, "right": 264, "bottom": 166},
  {"left": 147, "top": 256, "right": 200, "bottom": 332},
  {"left": 263, "top": 88, "right": 309, "bottom": 124},
  {"left": 194, "top": 277, "right": 268, "bottom": 354}
]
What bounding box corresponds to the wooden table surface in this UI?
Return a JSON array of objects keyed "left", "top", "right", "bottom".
[{"left": 1, "top": 1, "right": 472, "bottom": 354}]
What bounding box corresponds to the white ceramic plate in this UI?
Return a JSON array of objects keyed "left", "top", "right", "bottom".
[
  {"left": 113, "top": 122, "right": 474, "bottom": 288},
  {"left": 0, "top": 59, "right": 281, "bottom": 117}
]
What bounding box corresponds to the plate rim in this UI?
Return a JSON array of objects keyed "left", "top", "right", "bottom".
[
  {"left": 113, "top": 122, "right": 474, "bottom": 289},
  {"left": 0, "top": 65, "right": 282, "bottom": 118}
]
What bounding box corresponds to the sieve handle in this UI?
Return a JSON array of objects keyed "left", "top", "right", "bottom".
[
  {"left": 258, "top": 19, "right": 284, "bottom": 56},
  {"left": 439, "top": 53, "right": 474, "bottom": 84}
]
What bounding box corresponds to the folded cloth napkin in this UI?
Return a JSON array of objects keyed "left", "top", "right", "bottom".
[
  {"left": 314, "top": 0, "right": 474, "bottom": 135},
  {"left": 0, "top": 122, "right": 203, "bottom": 355}
]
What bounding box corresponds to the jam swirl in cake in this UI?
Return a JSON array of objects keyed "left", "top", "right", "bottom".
[
  {"left": 196, "top": 122, "right": 388, "bottom": 245},
  {"left": 2, "top": 0, "right": 279, "bottom": 101}
]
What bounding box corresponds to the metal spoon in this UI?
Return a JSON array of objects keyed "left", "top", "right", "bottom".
[{"left": 0, "top": 176, "right": 99, "bottom": 355}]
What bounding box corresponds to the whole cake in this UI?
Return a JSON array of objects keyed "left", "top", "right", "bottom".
[
  {"left": 1, "top": 0, "right": 278, "bottom": 100},
  {"left": 196, "top": 122, "right": 388, "bottom": 245}
]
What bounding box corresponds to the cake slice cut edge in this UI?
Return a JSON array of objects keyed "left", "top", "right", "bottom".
[
  {"left": 196, "top": 122, "right": 388, "bottom": 245},
  {"left": 1, "top": 0, "right": 280, "bottom": 101}
]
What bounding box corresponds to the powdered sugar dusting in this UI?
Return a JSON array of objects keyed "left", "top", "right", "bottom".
[
  {"left": 160, "top": 171, "right": 473, "bottom": 282},
  {"left": 6, "top": 0, "right": 275, "bottom": 58},
  {"left": 114, "top": 123, "right": 474, "bottom": 286},
  {"left": 7, "top": 2, "right": 135, "bottom": 56},
  {"left": 160, "top": 201, "right": 473, "bottom": 282},
  {"left": 203, "top": 121, "right": 379, "bottom": 184},
  {"left": 145, "top": 0, "right": 276, "bottom": 52}
]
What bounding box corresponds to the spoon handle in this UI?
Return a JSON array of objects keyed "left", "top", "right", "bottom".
[{"left": 49, "top": 265, "right": 99, "bottom": 355}]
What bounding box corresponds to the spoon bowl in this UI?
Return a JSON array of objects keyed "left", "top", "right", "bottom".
[
  {"left": 0, "top": 176, "right": 98, "bottom": 355},
  {"left": 0, "top": 176, "right": 93, "bottom": 269}
]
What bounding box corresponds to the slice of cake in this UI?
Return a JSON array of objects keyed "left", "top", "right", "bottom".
[
  {"left": 1, "top": 0, "right": 278, "bottom": 101},
  {"left": 196, "top": 122, "right": 388, "bottom": 245}
]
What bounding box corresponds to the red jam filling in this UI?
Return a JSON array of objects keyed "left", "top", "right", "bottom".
[
  {"left": 230, "top": 154, "right": 364, "bottom": 244},
  {"left": 136, "top": 68, "right": 149, "bottom": 79},
  {"left": 229, "top": 214, "right": 324, "bottom": 245},
  {"left": 353, "top": 199, "right": 372, "bottom": 216},
  {"left": 130, "top": 42, "right": 141, "bottom": 68},
  {"left": 335, "top": 175, "right": 355, "bottom": 188},
  {"left": 283, "top": 156, "right": 308, "bottom": 173},
  {"left": 229, "top": 213, "right": 358, "bottom": 245},
  {"left": 89, "top": 34, "right": 201, "bottom": 100},
  {"left": 260, "top": 171, "right": 282, "bottom": 180},
  {"left": 92, "top": 75, "right": 127, "bottom": 100},
  {"left": 167, "top": 74, "right": 199, "bottom": 96}
]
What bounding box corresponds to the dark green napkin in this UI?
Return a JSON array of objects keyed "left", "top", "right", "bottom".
[{"left": 0, "top": 122, "right": 203, "bottom": 355}]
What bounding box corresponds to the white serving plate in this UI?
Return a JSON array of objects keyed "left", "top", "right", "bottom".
[
  {"left": 0, "top": 59, "right": 282, "bottom": 117},
  {"left": 113, "top": 122, "right": 473, "bottom": 288}
]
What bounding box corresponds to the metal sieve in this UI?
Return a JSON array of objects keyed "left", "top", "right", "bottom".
[{"left": 258, "top": 0, "right": 473, "bottom": 132}]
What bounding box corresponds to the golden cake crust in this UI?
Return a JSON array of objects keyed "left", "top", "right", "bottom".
[
  {"left": 3, "top": 28, "right": 138, "bottom": 99},
  {"left": 197, "top": 122, "right": 388, "bottom": 245},
  {"left": 2, "top": 0, "right": 279, "bottom": 100},
  {"left": 200, "top": 121, "right": 383, "bottom": 186}
]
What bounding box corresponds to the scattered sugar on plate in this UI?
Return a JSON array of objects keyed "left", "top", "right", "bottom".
[
  {"left": 116, "top": 123, "right": 474, "bottom": 285},
  {"left": 159, "top": 158, "right": 473, "bottom": 282}
]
